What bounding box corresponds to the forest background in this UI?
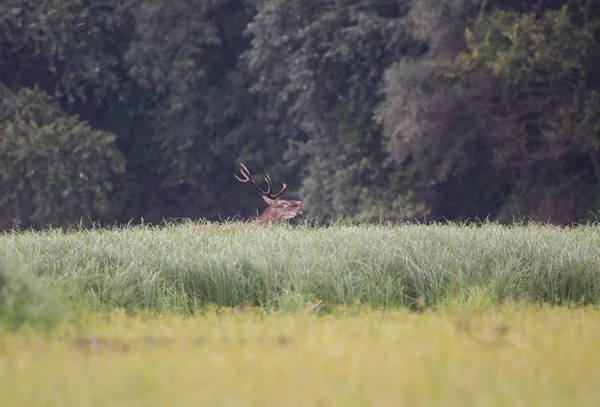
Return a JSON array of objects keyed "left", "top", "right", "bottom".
[{"left": 1, "top": 0, "right": 599, "bottom": 230}]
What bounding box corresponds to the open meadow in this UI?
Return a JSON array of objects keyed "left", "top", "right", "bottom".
[
  {"left": 1, "top": 305, "right": 600, "bottom": 406},
  {"left": 1, "top": 221, "right": 600, "bottom": 405}
]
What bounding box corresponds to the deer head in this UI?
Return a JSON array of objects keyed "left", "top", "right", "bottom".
[{"left": 235, "top": 163, "right": 303, "bottom": 224}]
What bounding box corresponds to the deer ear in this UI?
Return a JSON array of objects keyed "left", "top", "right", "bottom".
[{"left": 262, "top": 196, "right": 277, "bottom": 206}]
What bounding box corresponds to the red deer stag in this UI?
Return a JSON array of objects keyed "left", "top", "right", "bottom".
[{"left": 235, "top": 163, "right": 303, "bottom": 224}]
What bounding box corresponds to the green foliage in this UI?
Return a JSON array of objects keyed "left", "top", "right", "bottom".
[
  {"left": 380, "top": 1, "right": 600, "bottom": 223},
  {"left": 379, "top": 0, "right": 497, "bottom": 219},
  {"left": 121, "top": 0, "right": 264, "bottom": 220},
  {"left": 451, "top": 2, "right": 600, "bottom": 222},
  {"left": 0, "top": 85, "right": 125, "bottom": 228},
  {"left": 453, "top": 4, "right": 600, "bottom": 147},
  {"left": 0, "top": 0, "right": 135, "bottom": 108}
]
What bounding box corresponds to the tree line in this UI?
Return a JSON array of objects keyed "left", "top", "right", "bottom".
[{"left": 0, "top": 0, "right": 598, "bottom": 229}]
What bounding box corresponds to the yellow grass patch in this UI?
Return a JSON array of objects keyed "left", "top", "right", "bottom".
[{"left": 1, "top": 305, "right": 599, "bottom": 406}]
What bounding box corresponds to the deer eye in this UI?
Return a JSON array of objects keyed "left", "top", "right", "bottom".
[{"left": 282, "top": 201, "right": 289, "bottom": 206}]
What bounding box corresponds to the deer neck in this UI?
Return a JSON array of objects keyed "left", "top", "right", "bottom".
[{"left": 257, "top": 207, "right": 281, "bottom": 225}]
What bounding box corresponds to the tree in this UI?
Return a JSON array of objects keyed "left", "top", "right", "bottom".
[
  {"left": 123, "top": 0, "right": 267, "bottom": 221},
  {"left": 379, "top": 0, "right": 600, "bottom": 223},
  {"left": 0, "top": 85, "right": 125, "bottom": 229},
  {"left": 0, "top": 0, "right": 270, "bottom": 225},
  {"left": 453, "top": 2, "right": 600, "bottom": 222},
  {"left": 246, "top": 0, "right": 425, "bottom": 220},
  {"left": 0, "top": 0, "right": 136, "bottom": 119}
]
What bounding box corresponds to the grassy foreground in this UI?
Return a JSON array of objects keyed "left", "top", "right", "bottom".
[
  {"left": 1, "top": 305, "right": 599, "bottom": 406},
  {"left": 1, "top": 221, "right": 600, "bottom": 315},
  {"left": 1, "top": 222, "right": 599, "bottom": 405}
]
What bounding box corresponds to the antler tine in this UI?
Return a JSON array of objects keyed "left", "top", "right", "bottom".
[
  {"left": 271, "top": 182, "right": 287, "bottom": 199},
  {"left": 263, "top": 174, "right": 273, "bottom": 195},
  {"left": 264, "top": 173, "right": 287, "bottom": 198},
  {"left": 234, "top": 163, "right": 250, "bottom": 182},
  {"left": 234, "top": 162, "right": 270, "bottom": 196}
]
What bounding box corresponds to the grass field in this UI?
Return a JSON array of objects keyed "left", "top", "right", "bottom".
[
  {"left": 1, "top": 220, "right": 600, "bottom": 317},
  {"left": 1, "top": 305, "right": 599, "bottom": 406},
  {"left": 1, "top": 221, "right": 599, "bottom": 405}
]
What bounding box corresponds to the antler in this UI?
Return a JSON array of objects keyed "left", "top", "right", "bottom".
[{"left": 234, "top": 163, "right": 287, "bottom": 199}]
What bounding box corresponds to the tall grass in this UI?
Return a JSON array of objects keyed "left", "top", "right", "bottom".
[
  {"left": 1, "top": 220, "right": 600, "bottom": 313},
  {"left": 0, "top": 258, "right": 64, "bottom": 331}
]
